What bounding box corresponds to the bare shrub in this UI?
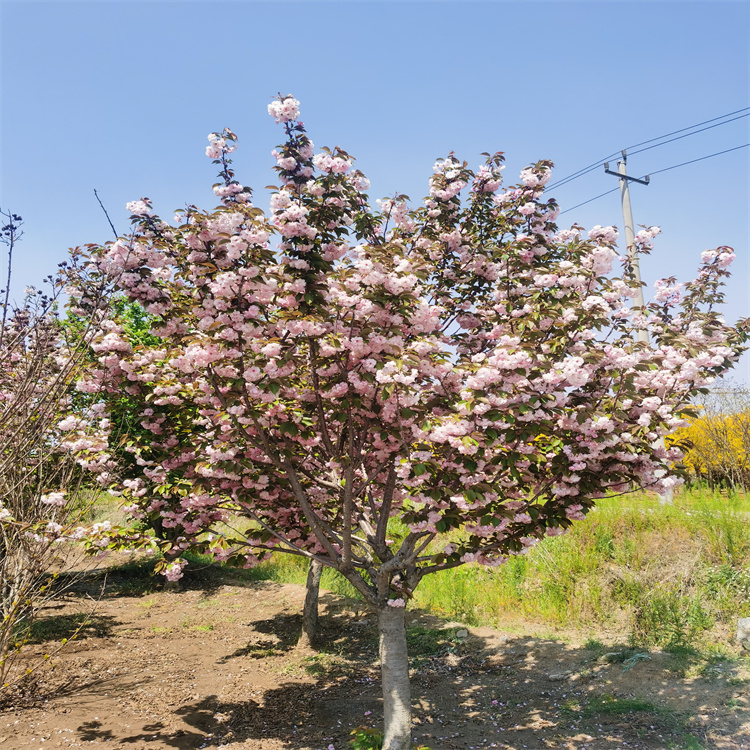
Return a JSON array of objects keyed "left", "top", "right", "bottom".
[{"left": 0, "top": 210, "right": 108, "bottom": 692}]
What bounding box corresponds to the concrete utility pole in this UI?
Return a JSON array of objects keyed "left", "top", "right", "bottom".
[
  {"left": 604, "top": 152, "right": 673, "bottom": 503},
  {"left": 604, "top": 150, "right": 650, "bottom": 344}
]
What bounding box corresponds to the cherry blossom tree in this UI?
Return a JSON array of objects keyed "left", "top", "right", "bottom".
[{"left": 67, "top": 96, "right": 748, "bottom": 749}]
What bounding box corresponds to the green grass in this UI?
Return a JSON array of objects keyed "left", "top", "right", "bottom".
[
  {"left": 25, "top": 613, "right": 114, "bottom": 644},
  {"left": 405, "top": 626, "right": 457, "bottom": 656},
  {"left": 407, "top": 488, "right": 750, "bottom": 649},
  {"left": 562, "top": 693, "right": 697, "bottom": 744},
  {"left": 27, "top": 613, "right": 90, "bottom": 643},
  {"left": 98, "top": 487, "right": 750, "bottom": 652},
  {"left": 570, "top": 693, "right": 661, "bottom": 717}
]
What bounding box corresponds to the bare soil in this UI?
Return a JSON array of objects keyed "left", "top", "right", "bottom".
[{"left": 2, "top": 554, "right": 749, "bottom": 750}]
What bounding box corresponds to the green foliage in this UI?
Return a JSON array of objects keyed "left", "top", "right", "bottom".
[
  {"left": 700, "top": 564, "right": 750, "bottom": 618},
  {"left": 350, "top": 727, "right": 383, "bottom": 750},
  {"left": 111, "top": 297, "right": 162, "bottom": 347},
  {"left": 617, "top": 583, "right": 713, "bottom": 650},
  {"left": 349, "top": 726, "right": 430, "bottom": 750}
]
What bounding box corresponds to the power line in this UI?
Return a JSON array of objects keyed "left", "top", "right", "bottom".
[
  {"left": 642, "top": 143, "right": 749, "bottom": 177},
  {"left": 627, "top": 113, "right": 750, "bottom": 157},
  {"left": 559, "top": 187, "right": 619, "bottom": 215},
  {"left": 558, "top": 143, "right": 749, "bottom": 216},
  {"left": 624, "top": 107, "right": 750, "bottom": 152},
  {"left": 549, "top": 109, "right": 750, "bottom": 190},
  {"left": 546, "top": 107, "right": 750, "bottom": 192},
  {"left": 546, "top": 159, "right": 616, "bottom": 193}
]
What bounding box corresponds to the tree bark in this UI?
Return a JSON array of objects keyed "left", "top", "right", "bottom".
[
  {"left": 297, "top": 558, "right": 322, "bottom": 649},
  {"left": 378, "top": 603, "right": 411, "bottom": 750}
]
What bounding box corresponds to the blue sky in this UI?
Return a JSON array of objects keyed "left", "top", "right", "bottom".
[{"left": 2, "top": 0, "right": 749, "bottom": 381}]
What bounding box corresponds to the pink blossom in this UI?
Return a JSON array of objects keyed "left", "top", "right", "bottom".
[
  {"left": 126, "top": 199, "right": 152, "bottom": 216},
  {"left": 40, "top": 491, "right": 66, "bottom": 507},
  {"left": 164, "top": 558, "right": 188, "bottom": 582},
  {"left": 267, "top": 96, "right": 300, "bottom": 123},
  {"left": 519, "top": 166, "right": 551, "bottom": 187},
  {"left": 588, "top": 225, "right": 618, "bottom": 243}
]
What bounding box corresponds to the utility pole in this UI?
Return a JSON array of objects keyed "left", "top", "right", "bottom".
[
  {"left": 604, "top": 150, "right": 650, "bottom": 344},
  {"left": 604, "top": 152, "right": 673, "bottom": 503}
]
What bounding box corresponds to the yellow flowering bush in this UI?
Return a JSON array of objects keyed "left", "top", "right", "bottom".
[{"left": 670, "top": 390, "right": 750, "bottom": 490}]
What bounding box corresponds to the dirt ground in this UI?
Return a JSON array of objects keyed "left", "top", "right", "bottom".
[{"left": 2, "top": 555, "right": 749, "bottom": 750}]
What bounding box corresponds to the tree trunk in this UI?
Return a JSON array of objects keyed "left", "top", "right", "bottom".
[
  {"left": 297, "top": 558, "right": 322, "bottom": 649},
  {"left": 378, "top": 603, "right": 411, "bottom": 750}
]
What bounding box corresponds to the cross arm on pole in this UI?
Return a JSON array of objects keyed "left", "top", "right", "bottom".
[
  {"left": 604, "top": 164, "right": 650, "bottom": 184},
  {"left": 603, "top": 149, "right": 650, "bottom": 184}
]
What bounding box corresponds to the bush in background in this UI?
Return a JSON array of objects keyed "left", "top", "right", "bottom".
[{"left": 671, "top": 386, "right": 750, "bottom": 491}]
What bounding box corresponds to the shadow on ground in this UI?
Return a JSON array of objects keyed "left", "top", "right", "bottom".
[
  {"left": 5, "top": 561, "right": 748, "bottom": 750},
  {"left": 67, "top": 602, "right": 750, "bottom": 749}
]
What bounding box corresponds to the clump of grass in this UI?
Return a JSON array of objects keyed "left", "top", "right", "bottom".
[
  {"left": 574, "top": 693, "right": 661, "bottom": 716},
  {"left": 562, "top": 692, "right": 694, "bottom": 742},
  {"left": 302, "top": 652, "right": 340, "bottom": 676},
  {"left": 625, "top": 585, "right": 714, "bottom": 649},
  {"left": 26, "top": 613, "right": 98, "bottom": 644},
  {"left": 405, "top": 626, "right": 457, "bottom": 656},
  {"left": 583, "top": 637, "right": 605, "bottom": 651}
]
